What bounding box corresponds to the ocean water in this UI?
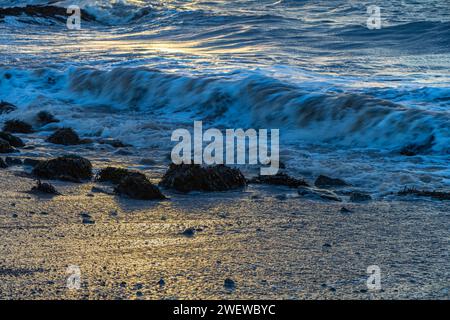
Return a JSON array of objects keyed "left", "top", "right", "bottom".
[{"left": 0, "top": 0, "right": 449, "bottom": 196}]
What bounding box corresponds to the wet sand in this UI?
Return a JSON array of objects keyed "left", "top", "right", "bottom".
[{"left": 0, "top": 168, "right": 449, "bottom": 300}]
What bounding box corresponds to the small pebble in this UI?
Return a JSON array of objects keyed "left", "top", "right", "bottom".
[
  {"left": 181, "top": 228, "right": 196, "bottom": 237},
  {"left": 224, "top": 278, "right": 236, "bottom": 290}
]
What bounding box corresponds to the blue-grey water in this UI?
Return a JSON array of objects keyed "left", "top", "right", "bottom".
[{"left": 0, "top": 0, "right": 449, "bottom": 195}]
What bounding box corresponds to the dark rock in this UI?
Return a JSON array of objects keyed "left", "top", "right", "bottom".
[
  {"left": 0, "top": 5, "right": 97, "bottom": 22},
  {"left": 32, "top": 155, "right": 93, "bottom": 182},
  {"left": 249, "top": 172, "right": 309, "bottom": 188},
  {"left": 98, "top": 139, "right": 129, "bottom": 148},
  {"left": 314, "top": 175, "right": 349, "bottom": 188},
  {"left": 0, "top": 158, "right": 7, "bottom": 168},
  {"left": 136, "top": 291, "right": 143, "bottom": 297},
  {"left": 181, "top": 228, "right": 196, "bottom": 237},
  {"left": 298, "top": 186, "right": 342, "bottom": 202},
  {"left": 349, "top": 192, "right": 372, "bottom": 202},
  {"left": 96, "top": 167, "right": 146, "bottom": 185},
  {"left": 140, "top": 158, "right": 157, "bottom": 165},
  {"left": 91, "top": 186, "right": 114, "bottom": 195},
  {"left": 159, "top": 164, "right": 246, "bottom": 193},
  {"left": 36, "top": 111, "right": 59, "bottom": 125},
  {"left": 224, "top": 278, "right": 236, "bottom": 290},
  {"left": 340, "top": 207, "right": 352, "bottom": 213},
  {"left": 5, "top": 157, "right": 22, "bottom": 166},
  {"left": 114, "top": 149, "right": 133, "bottom": 156},
  {"left": 3, "top": 120, "right": 34, "bottom": 133},
  {"left": 46, "top": 128, "right": 81, "bottom": 146},
  {"left": 80, "top": 212, "right": 94, "bottom": 224},
  {"left": 82, "top": 218, "right": 95, "bottom": 225},
  {"left": 323, "top": 243, "right": 332, "bottom": 248},
  {"left": 157, "top": 279, "right": 165, "bottom": 287},
  {"left": 0, "top": 131, "right": 25, "bottom": 147},
  {"left": 0, "top": 101, "right": 16, "bottom": 114},
  {"left": 0, "top": 138, "right": 15, "bottom": 153},
  {"left": 400, "top": 135, "right": 435, "bottom": 156},
  {"left": 398, "top": 188, "right": 450, "bottom": 201},
  {"left": 31, "top": 180, "right": 61, "bottom": 195},
  {"left": 114, "top": 174, "right": 166, "bottom": 200},
  {"left": 23, "top": 158, "right": 42, "bottom": 167}
]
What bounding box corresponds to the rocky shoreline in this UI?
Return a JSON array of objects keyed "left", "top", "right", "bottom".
[{"left": 0, "top": 101, "right": 449, "bottom": 203}]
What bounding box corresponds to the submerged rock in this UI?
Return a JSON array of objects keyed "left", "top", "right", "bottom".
[
  {"left": 159, "top": 164, "right": 246, "bottom": 193},
  {"left": 400, "top": 135, "right": 435, "bottom": 156},
  {"left": 249, "top": 172, "right": 309, "bottom": 188},
  {"left": 349, "top": 192, "right": 372, "bottom": 202},
  {"left": 46, "top": 128, "right": 81, "bottom": 146},
  {"left": 5, "top": 157, "right": 22, "bottom": 166},
  {"left": 314, "top": 175, "right": 349, "bottom": 188},
  {"left": 0, "top": 131, "right": 25, "bottom": 147},
  {"left": 96, "top": 167, "right": 146, "bottom": 184},
  {"left": 98, "top": 139, "right": 129, "bottom": 148},
  {"left": 298, "top": 186, "right": 342, "bottom": 202},
  {"left": 31, "top": 180, "right": 60, "bottom": 195},
  {"left": 0, "top": 138, "right": 15, "bottom": 153},
  {"left": 32, "top": 155, "right": 93, "bottom": 182},
  {"left": 3, "top": 120, "right": 34, "bottom": 134},
  {"left": 115, "top": 174, "right": 166, "bottom": 200},
  {"left": 23, "top": 158, "right": 42, "bottom": 167},
  {"left": 0, "top": 5, "right": 97, "bottom": 22},
  {"left": 0, "top": 158, "right": 7, "bottom": 168},
  {"left": 36, "top": 111, "right": 59, "bottom": 125},
  {"left": 398, "top": 188, "right": 450, "bottom": 201},
  {"left": 0, "top": 101, "right": 17, "bottom": 114}
]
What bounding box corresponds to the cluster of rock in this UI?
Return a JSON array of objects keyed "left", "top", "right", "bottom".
[{"left": 3, "top": 100, "right": 446, "bottom": 203}]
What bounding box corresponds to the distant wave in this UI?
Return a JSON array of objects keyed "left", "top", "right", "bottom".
[{"left": 335, "top": 21, "right": 450, "bottom": 53}]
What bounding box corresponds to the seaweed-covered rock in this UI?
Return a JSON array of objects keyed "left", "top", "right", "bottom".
[
  {"left": 46, "top": 128, "right": 81, "bottom": 146},
  {"left": 159, "top": 164, "right": 246, "bottom": 193},
  {"left": 249, "top": 172, "right": 309, "bottom": 188},
  {"left": 0, "top": 138, "right": 15, "bottom": 153},
  {"left": 3, "top": 120, "right": 34, "bottom": 133},
  {"left": 32, "top": 155, "right": 92, "bottom": 182},
  {"left": 115, "top": 174, "right": 166, "bottom": 200},
  {"left": 349, "top": 192, "right": 372, "bottom": 202},
  {"left": 0, "top": 101, "right": 17, "bottom": 114},
  {"left": 298, "top": 186, "right": 342, "bottom": 202},
  {"left": 37, "top": 111, "right": 59, "bottom": 125},
  {"left": 398, "top": 188, "right": 450, "bottom": 201},
  {"left": 0, "top": 131, "right": 25, "bottom": 147},
  {"left": 31, "top": 180, "right": 60, "bottom": 195},
  {"left": 314, "top": 175, "right": 349, "bottom": 188},
  {"left": 96, "top": 167, "right": 146, "bottom": 184}
]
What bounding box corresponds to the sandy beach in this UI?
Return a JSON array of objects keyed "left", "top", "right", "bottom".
[{"left": 1, "top": 165, "right": 449, "bottom": 300}]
